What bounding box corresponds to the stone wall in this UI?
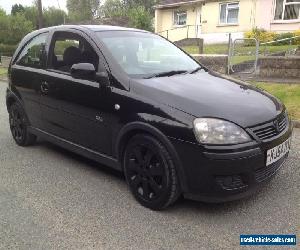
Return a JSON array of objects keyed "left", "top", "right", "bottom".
[
  {"left": 193, "top": 54, "right": 228, "bottom": 74},
  {"left": 258, "top": 56, "right": 300, "bottom": 78},
  {"left": 175, "top": 38, "right": 204, "bottom": 54},
  {"left": 0, "top": 56, "right": 11, "bottom": 68}
]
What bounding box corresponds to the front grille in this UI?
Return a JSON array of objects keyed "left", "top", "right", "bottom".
[
  {"left": 255, "top": 157, "right": 286, "bottom": 182},
  {"left": 249, "top": 113, "right": 288, "bottom": 141}
]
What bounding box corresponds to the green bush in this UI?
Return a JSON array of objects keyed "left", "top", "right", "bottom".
[
  {"left": 293, "top": 30, "right": 300, "bottom": 45},
  {"left": 0, "top": 44, "right": 17, "bottom": 56},
  {"left": 273, "top": 32, "right": 294, "bottom": 45},
  {"left": 244, "top": 28, "right": 276, "bottom": 43},
  {"left": 245, "top": 29, "right": 300, "bottom": 46}
]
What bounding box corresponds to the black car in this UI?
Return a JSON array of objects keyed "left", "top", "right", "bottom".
[{"left": 6, "top": 25, "right": 293, "bottom": 210}]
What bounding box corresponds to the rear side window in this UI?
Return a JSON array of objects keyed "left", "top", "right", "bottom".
[{"left": 16, "top": 32, "right": 48, "bottom": 69}]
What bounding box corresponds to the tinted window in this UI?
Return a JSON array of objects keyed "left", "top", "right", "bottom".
[
  {"left": 16, "top": 32, "right": 48, "bottom": 68},
  {"left": 49, "top": 32, "right": 99, "bottom": 73},
  {"left": 53, "top": 39, "right": 80, "bottom": 65}
]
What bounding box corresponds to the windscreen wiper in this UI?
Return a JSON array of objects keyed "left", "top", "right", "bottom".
[
  {"left": 145, "top": 70, "right": 188, "bottom": 79},
  {"left": 189, "top": 66, "right": 204, "bottom": 74}
]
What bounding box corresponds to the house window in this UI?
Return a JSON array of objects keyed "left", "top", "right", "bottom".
[
  {"left": 219, "top": 2, "right": 239, "bottom": 24},
  {"left": 274, "top": 0, "right": 300, "bottom": 20},
  {"left": 174, "top": 10, "right": 187, "bottom": 25}
]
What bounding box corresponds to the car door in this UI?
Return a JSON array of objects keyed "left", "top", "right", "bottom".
[
  {"left": 10, "top": 32, "right": 49, "bottom": 129},
  {"left": 39, "top": 29, "right": 115, "bottom": 156}
]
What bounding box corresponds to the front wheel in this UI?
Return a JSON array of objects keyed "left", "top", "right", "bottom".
[
  {"left": 9, "top": 102, "right": 37, "bottom": 146},
  {"left": 123, "top": 134, "right": 180, "bottom": 210}
]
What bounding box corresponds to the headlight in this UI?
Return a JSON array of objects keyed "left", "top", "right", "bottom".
[{"left": 193, "top": 118, "right": 251, "bottom": 145}]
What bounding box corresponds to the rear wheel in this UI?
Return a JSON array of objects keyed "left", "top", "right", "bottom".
[
  {"left": 9, "top": 102, "right": 37, "bottom": 146},
  {"left": 123, "top": 134, "right": 180, "bottom": 210}
]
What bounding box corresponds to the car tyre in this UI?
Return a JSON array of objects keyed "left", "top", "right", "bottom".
[
  {"left": 123, "top": 134, "right": 181, "bottom": 210},
  {"left": 9, "top": 102, "right": 37, "bottom": 146}
]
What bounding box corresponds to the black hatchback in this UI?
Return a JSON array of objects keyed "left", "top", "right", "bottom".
[{"left": 6, "top": 25, "right": 293, "bottom": 210}]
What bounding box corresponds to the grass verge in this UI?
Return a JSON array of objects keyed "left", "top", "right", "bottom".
[
  {"left": 251, "top": 82, "right": 300, "bottom": 121},
  {"left": 182, "top": 44, "right": 298, "bottom": 55},
  {"left": 0, "top": 67, "right": 7, "bottom": 78}
]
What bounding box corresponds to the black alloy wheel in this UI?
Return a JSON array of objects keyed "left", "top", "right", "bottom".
[
  {"left": 9, "top": 102, "right": 37, "bottom": 146},
  {"left": 124, "top": 134, "right": 180, "bottom": 210}
]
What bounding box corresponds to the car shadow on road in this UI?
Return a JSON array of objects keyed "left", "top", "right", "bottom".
[
  {"left": 36, "top": 139, "right": 125, "bottom": 180},
  {"left": 35, "top": 139, "right": 273, "bottom": 213},
  {"left": 171, "top": 193, "right": 259, "bottom": 213}
]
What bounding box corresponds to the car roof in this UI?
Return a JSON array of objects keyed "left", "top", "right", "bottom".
[
  {"left": 22, "top": 25, "right": 151, "bottom": 45},
  {"left": 80, "top": 25, "right": 147, "bottom": 32},
  {"left": 37, "top": 25, "right": 149, "bottom": 33}
]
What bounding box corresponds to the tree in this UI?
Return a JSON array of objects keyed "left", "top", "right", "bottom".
[
  {"left": 37, "top": 0, "right": 43, "bottom": 28},
  {"left": 9, "top": 14, "right": 34, "bottom": 44},
  {"left": 44, "top": 7, "right": 66, "bottom": 27},
  {"left": 0, "top": 13, "right": 33, "bottom": 44},
  {"left": 67, "top": 0, "right": 101, "bottom": 21},
  {"left": 101, "top": 0, "right": 157, "bottom": 16},
  {"left": 100, "top": 0, "right": 125, "bottom": 18},
  {"left": 0, "top": 7, "right": 6, "bottom": 17},
  {"left": 23, "top": 7, "right": 38, "bottom": 29},
  {"left": 11, "top": 4, "right": 25, "bottom": 15},
  {"left": 22, "top": 6, "right": 66, "bottom": 29},
  {"left": 123, "top": 0, "right": 157, "bottom": 14},
  {"left": 0, "top": 8, "right": 9, "bottom": 44},
  {"left": 128, "top": 6, "right": 153, "bottom": 31},
  {"left": 100, "top": 0, "right": 154, "bottom": 31}
]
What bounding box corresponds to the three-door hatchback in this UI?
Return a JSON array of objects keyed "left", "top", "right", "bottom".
[{"left": 6, "top": 25, "right": 293, "bottom": 210}]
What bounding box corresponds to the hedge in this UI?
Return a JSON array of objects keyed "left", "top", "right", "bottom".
[
  {"left": 245, "top": 28, "right": 300, "bottom": 45},
  {"left": 0, "top": 44, "right": 17, "bottom": 57}
]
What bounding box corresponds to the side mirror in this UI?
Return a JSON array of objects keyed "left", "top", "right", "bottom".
[
  {"left": 71, "top": 63, "right": 96, "bottom": 80},
  {"left": 95, "top": 71, "right": 110, "bottom": 88}
]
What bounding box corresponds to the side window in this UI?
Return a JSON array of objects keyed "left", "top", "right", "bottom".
[
  {"left": 49, "top": 32, "right": 99, "bottom": 73},
  {"left": 53, "top": 39, "right": 80, "bottom": 65},
  {"left": 16, "top": 33, "right": 48, "bottom": 68}
]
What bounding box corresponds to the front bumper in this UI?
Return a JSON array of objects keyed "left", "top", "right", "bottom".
[{"left": 169, "top": 125, "right": 293, "bottom": 203}]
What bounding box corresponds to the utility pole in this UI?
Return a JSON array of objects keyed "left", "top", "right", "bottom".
[
  {"left": 37, "top": 0, "right": 43, "bottom": 29},
  {"left": 56, "top": 0, "right": 65, "bottom": 24}
]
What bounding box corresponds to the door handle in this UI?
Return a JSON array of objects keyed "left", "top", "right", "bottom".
[{"left": 41, "top": 81, "right": 49, "bottom": 94}]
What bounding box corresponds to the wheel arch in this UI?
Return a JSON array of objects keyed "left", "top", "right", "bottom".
[
  {"left": 115, "top": 121, "right": 188, "bottom": 192},
  {"left": 6, "top": 91, "right": 31, "bottom": 125},
  {"left": 6, "top": 87, "right": 24, "bottom": 108},
  {"left": 6, "top": 93, "right": 18, "bottom": 112}
]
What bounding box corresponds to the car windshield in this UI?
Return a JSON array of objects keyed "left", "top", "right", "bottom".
[{"left": 96, "top": 31, "right": 200, "bottom": 79}]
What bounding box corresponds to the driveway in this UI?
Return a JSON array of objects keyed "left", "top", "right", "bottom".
[{"left": 0, "top": 81, "right": 299, "bottom": 249}]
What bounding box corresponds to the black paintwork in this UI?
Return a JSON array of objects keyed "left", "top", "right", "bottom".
[{"left": 6, "top": 25, "right": 293, "bottom": 202}]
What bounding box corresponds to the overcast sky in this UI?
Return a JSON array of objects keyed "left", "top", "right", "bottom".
[{"left": 0, "top": 0, "right": 68, "bottom": 13}]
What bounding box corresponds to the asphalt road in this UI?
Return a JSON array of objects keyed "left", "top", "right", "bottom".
[{"left": 0, "top": 81, "right": 299, "bottom": 250}]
